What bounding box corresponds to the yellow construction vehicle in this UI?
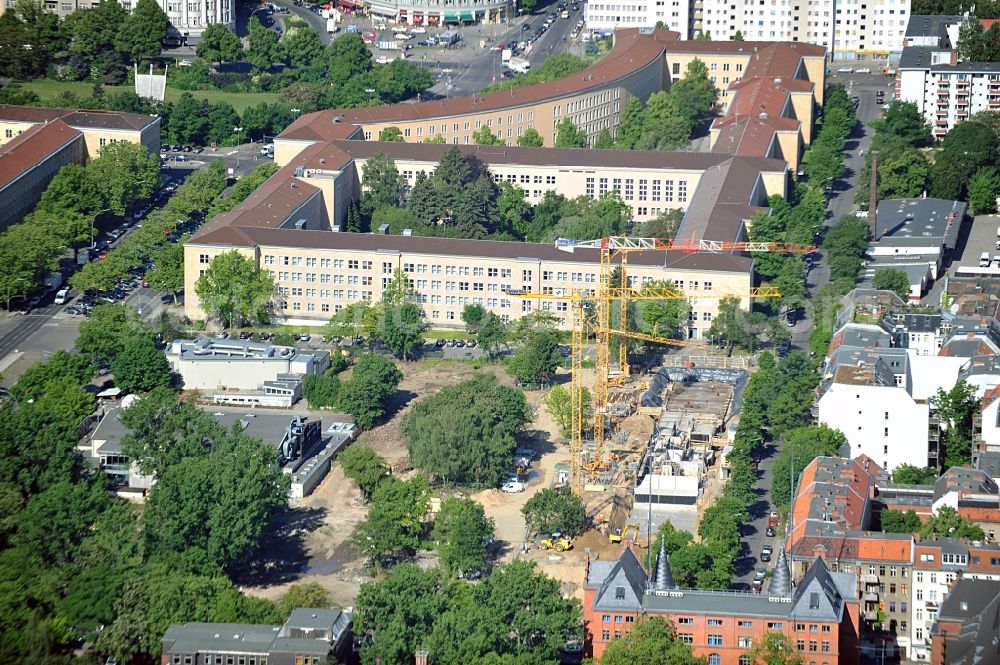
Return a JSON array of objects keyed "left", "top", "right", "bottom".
[
  {"left": 608, "top": 523, "right": 640, "bottom": 543},
  {"left": 539, "top": 533, "right": 573, "bottom": 552}
]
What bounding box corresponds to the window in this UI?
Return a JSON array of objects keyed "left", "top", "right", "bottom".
[
  {"left": 677, "top": 617, "right": 694, "bottom": 624},
  {"left": 708, "top": 655, "right": 720, "bottom": 665},
  {"left": 738, "top": 620, "right": 753, "bottom": 628},
  {"left": 199, "top": 253, "right": 210, "bottom": 264},
  {"left": 707, "top": 619, "right": 723, "bottom": 626},
  {"left": 678, "top": 634, "right": 694, "bottom": 644},
  {"left": 739, "top": 637, "right": 753, "bottom": 648},
  {"left": 707, "top": 635, "right": 723, "bottom": 646}
]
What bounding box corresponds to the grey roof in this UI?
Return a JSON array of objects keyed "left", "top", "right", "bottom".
[
  {"left": 653, "top": 540, "right": 676, "bottom": 591},
  {"left": 643, "top": 588, "right": 798, "bottom": 617},
  {"left": 904, "top": 15, "right": 964, "bottom": 39},
  {"left": 789, "top": 558, "right": 847, "bottom": 621},
  {"left": 172, "top": 336, "right": 327, "bottom": 365},
  {"left": 933, "top": 467, "right": 1000, "bottom": 503},
  {"left": 268, "top": 637, "right": 339, "bottom": 655},
  {"left": 931, "top": 579, "right": 1000, "bottom": 665},
  {"left": 898, "top": 46, "right": 938, "bottom": 69},
  {"left": 977, "top": 451, "right": 1000, "bottom": 480},
  {"left": 675, "top": 157, "right": 774, "bottom": 244},
  {"left": 899, "top": 313, "right": 942, "bottom": 333},
  {"left": 932, "top": 62, "right": 1000, "bottom": 74},
  {"left": 162, "top": 622, "right": 279, "bottom": 655},
  {"left": 770, "top": 546, "right": 792, "bottom": 596},
  {"left": 284, "top": 608, "right": 346, "bottom": 632},
  {"left": 592, "top": 546, "right": 647, "bottom": 611},
  {"left": 873, "top": 198, "right": 965, "bottom": 248}
]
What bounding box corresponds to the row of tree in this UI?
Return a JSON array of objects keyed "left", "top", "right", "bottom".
[{"left": 0, "top": 141, "right": 159, "bottom": 303}]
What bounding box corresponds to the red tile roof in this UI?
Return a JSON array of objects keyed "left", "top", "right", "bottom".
[
  {"left": 0, "top": 120, "right": 82, "bottom": 190},
  {"left": 0, "top": 105, "right": 157, "bottom": 132}
]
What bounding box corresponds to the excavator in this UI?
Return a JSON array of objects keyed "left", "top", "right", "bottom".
[{"left": 608, "top": 523, "right": 640, "bottom": 543}]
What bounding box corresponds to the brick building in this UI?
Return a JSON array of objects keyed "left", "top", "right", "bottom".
[
  {"left": 583, "top": 543, "right": 861, "bottom": 664},
  {"left": 929, "top": 579, "right": 1000, "bottom": 665}
]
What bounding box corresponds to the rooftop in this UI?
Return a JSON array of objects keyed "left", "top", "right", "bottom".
[
  {"left": 0, "top": 119, "right": 82, "bottom": 190},
  {"left": 873, "top": 198, "right": 965, "bottom": 247},
  {"left": 0, "top": 105, "right": 158, "bottom": 132},
  {"left": 930, "top": 579, "right": 1000, "bottom": 665},
  {"left": 904, "top": 14, "right": 964, "bottom": 40}
]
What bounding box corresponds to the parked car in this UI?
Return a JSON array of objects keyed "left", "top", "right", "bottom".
[
  {"left": 435, "top": 338, "right": 446, "bottom": 347},
  {"left": 174, "top": 155, "right": 189, "bottom": 162},
  {"left": 837, "top": 66, "right": 853, "bottom": 73},
  {"left": 761, "top": 545, "right": 773, "bottom": 562},
  {"left": 501, "top": 477, "right": 525, "bottom": 493},
  {"left": 856, "top": 67, "right": 872, "bottom": 74},
  {"left": 215, "top": 331, "right": 229, "bottom": 339},
  {"left": 766, "top": 525, "right": 776, "bottom": 537}
]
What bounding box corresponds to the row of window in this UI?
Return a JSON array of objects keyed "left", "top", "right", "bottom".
[{"left": 585, "top": 177, "right": 688, "bottom": 203}]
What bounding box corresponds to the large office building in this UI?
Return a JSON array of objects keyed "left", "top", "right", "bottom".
[
  {"left": 0, "top": 0, "right": 234, "bottom": 36},
  {"left": 365, "top": 0, "right": 512, "bottom": 25},
  {"left": 185, "top": 28, "right": 825, "bottom": 330}
]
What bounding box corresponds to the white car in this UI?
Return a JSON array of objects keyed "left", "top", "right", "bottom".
[
  {"left": 837, "top": 66, "right": 853, "bottom": 73},
  {"left": 501, "top": 478, "right": 525, "bottom": 493},
  {"left": 856, "top": 67, "right": 872, "bottom": 74},
  {"left": 374, "top": 55, "right": 395, "bottom": 64},
  {"left": 393, "top": 32, "right": 412, "bottom": 40},
  {"left": 410, "top": 26, "right": 427, "bottom": 33}
]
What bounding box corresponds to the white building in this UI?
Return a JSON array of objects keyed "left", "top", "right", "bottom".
[
  {"left": 167, "top": 337, "right": 330, "bottom": 407},
  {"left": 696, "top": 0, "right": 909, "bottom": 58},
  {"left": 0, "top": 0, "right": 234, "bottom": 37},
  {"left": 584, "top": 0, "right": 691, "bottom": 37}
]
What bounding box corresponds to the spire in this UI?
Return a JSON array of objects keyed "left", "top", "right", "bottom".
[
  {"left": 770, "top": 544, "right": 792, "bottom": 597},
  {"left": 654, "top": 540, "right": 675, "bottom": 591}
]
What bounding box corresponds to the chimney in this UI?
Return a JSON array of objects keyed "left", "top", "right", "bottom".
[
  {"left": 415, "top": 649, "right": 429, "bottom": 665},
  {"left": 868, "top": 150, "right": 879, "bottom": 239}
]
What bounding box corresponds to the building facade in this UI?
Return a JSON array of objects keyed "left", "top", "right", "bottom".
[
  {"left": 584, "top": 0, "right": 692, "bottom": 39},
  {"left": 583, "top": 544, "right": 861, "bottom": 664},
  {"left": 0, "top": 0, "right": 233, "bottom": 34},
  {"left": 929, "top": 579, "right": 1000, "bottom": 665},
  {"left": 366, "top": 0, "right": 512, "bottom": 24},
  {"left": 0, "top": 105, "right": 161, "bottom": 159}
]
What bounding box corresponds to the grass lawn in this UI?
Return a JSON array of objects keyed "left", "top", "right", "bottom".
[{"left": 15, "top": 79, "right": 279, "bottom": 114}]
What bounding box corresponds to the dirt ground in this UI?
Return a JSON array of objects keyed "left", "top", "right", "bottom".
[{"left": 244, "top": 360, "right": 591, "bottom": 607}]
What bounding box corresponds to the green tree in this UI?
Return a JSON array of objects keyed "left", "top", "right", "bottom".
[
  {"left": 497, "top": 181, "right": 532, "bottom": 238},
  {"left": 505, "top": 309, "right": 559, "bottom": 346},
  {"left": 462, "top": 303, "right": 487, "bottom": 332},
  {"left": 521, "top": 487, "right": 587, "bottom": 536},
  {"left": 669, "top": 58, "right": 717, "bottom": 126},
  {"left": 196, "top": 22, "right": 243, "bottom": 64},
  {"left": 378, "top": 126, "right": 404, "bottom": 142},
  {"left": 542, "top": 384, "right": 593, "bottom": 440},
  {"left": 194, "top": 251, "right": 276, "bottom": 328},
  {"left": 891, "top": 464, "right": 938, "bottom": 485},
  {"left": 360, "top": 150, "right": 402, "bottom": 217},
  {"left": 639, "top": 91, "right": 692, "bottom": 150},
  {"left": 507, "top": 329, "right": 561, "bottom": 385},
  {"left": 772, "top": 425, "right": 846, "bottom": 508},
  {"left": 326, "top": 32, "right": 372, "bottom": 86},
  {"left": 143, "top": 429, "right": 290, "bottom": 569},
  {"left": 352, "top": 475, "right": 429, "bottom": 568},
  {"left": 114, "top": 0, "right": 169, "bottom": 62},
  {"left": 473, "top": 125, "right": 505, "bottom": 145},
  {"left": 615, "top": 96, "right": 645, "bottom": 149},
  {"left": 919, "top": 505, "right": 986, "bottom": 540},
  {"left": 11, "top": 350, "right": 93, "bottom": 404},
  {"left": 276, "top": 583, "right": 330, "bottom": 616},
  {"left": 554, "top": 117, "right": 588, "bottom": 148},
  {"left": 746, "top": 631, "right": 803, "bottom": 665},
  {"left": 878, "top": 148, "right": 929, "bottom": 199},
  {"left": 478, "top": 313, "right": 507, "bottom": 360},
  {"left": 402, "top": 375, "right": 531, "bottom": 487},
  {"left": 282, "top": 25, "right": 324, "bottom": 68},
  {"left": 68, "top": 0, "right": 127, "bottom": 58},
  {"left": 517, "top": 127, "right": 544, "bottom": 147},
  {"left": 324, "top": 301, "right": 378, "bottom": 341},
  {"left": 433, "top": 496, "right": 495, "bottom": 575},
  {"left": 594, "top": 127, "right": 614, "bottom": 149},
  {"left": 144, "top": 240, "right": 185, "bottom": 303},
  {"left": 111, "top": 336, "right": 172, "bottom": 394},
  {"left": 931, "top": 380, "right": 979, "bottom": 468},
  {"left": 336, "top": 353, "right": 402, "bottom": 429},
  {"left": 871, "top": 268, "right": 911, "bottom": 299},
  {"left": 879, "top": 509, "right": 922, "bottom": 534},
  {"left": 302, "top": 372, "right": 341, "bottom": 408},
  {"left": 968, "top": 167, "right": 1000, "bottom": 214},
  {"left": 88, "top": 141, "right": 160, "bottom": 216},
  {"left": 870, "top": 100, "right": 932, "bottom": 148},
  {"left": 380, "top": 302, "right": 424, "bottom": 360},
  {"left": 13, "top": 478, "right": 109, "bottom": 567},
  {"left": 338, "top": 444, "right": 389, "bottom": 501},
  {"left": 247, "top": 15, "right": 281, "bottom": 72},
  {"left": 640, "top": 208, "right": 683, "bottom": 239},
  {"left": 76, "top": 303, "right": 148, "bottom": 367},
  {"left": 600, "top": 616, "right": 704, "bottom": 665},
  {"left": 637, "top": 280, "right": 689, "bottom": 337}
]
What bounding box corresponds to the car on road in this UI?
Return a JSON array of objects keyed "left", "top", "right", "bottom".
[
  {"left": 777, "top": 341, "right": 790, "bottom": 356},
  {"left": 837, "top": 66, "right": 853, "bottom": 73},
  {"left": 522, "top": 22, "right": 531, "bottom": 30},
  {"left": 173, "top": 155, "right": 188, "bottom": 162},
  {"left": 761, "top": 545, "right": 773, "bottom": 562},
  {"left": 856, "top": 67, "right": 872, "bottom": 74},
  {"left": 411, "top": 26, "right": 426, "bottom": 33},
  {"left": 766, "top": 525, "right": 776, "bottom": 537},
  {"left": 786, "top": 308, "right": 800, "bottom": 327}
]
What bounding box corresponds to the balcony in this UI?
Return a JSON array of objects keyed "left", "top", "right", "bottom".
[
  {"left": 861, "top": 574, "right": 879, "bottom": 584},
  {"left": 863, "top": 592, "right": 880, "bottom": 601},
  {"left": 864, "top": 610, "right": 880, "bottom": 621}
]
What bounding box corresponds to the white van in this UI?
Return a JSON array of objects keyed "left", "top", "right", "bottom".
[
  {"left": 981, "top": 252, "right": 991, "bottom": 267},
  {"left": 54, "top": 288, "right": 70, "bottom": 305}
]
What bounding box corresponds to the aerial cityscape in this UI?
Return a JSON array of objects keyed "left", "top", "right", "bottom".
[{"left": 2, "top": 0, "right": 1000, "bottom": 663}]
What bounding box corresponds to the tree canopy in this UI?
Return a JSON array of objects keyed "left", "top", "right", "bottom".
[
  {"left": 521, "top": 487, "right": 587, "bottom": 537},
  {"left": 194, "top": 251, "right": 276, "bottom": 328}
]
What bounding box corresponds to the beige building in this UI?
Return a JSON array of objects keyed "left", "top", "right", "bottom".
[
  {"left": 0, "top": 105, "right": 161, "bottom": 159},
  {"left": 185, "top": 141, "right": 784, "bottom": 333},
  {"left": 0, "top": 119, "right": 87, "bottom": 231}
]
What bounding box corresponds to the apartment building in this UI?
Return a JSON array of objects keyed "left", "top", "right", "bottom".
[
  {"left": 929, "top": 578, "right": 1000, "bottom": 665},
  {"left": 367, "top": 0, "right": 512, "bottom": 24},
  {"left": 0, "top": 105, "right": 161, "bottom": 159},
  {"left": 697, "top": 0, "right": 909, "bottom": 59},
  {"left": 910, "top": 539, "right": 1000, "bottom": 660},
  {"left": 584, "top": 0, "right": 692, "bottom": 39},
  {"left": 584, "top": 542, "right": 861, "bottom": 664},
  {"left": 814, "top": 289, "right": 1000, "bottom": 473},
  {"left": 276, "top": 30, "right": 826, "bottom": 159},
  {"left": 0, "top": 0, "right": 234, "bottom": 35}
]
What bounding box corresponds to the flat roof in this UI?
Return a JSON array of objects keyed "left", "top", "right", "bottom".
[{"left": 874, "top": 198, "right": 965, "bottom": 247}]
